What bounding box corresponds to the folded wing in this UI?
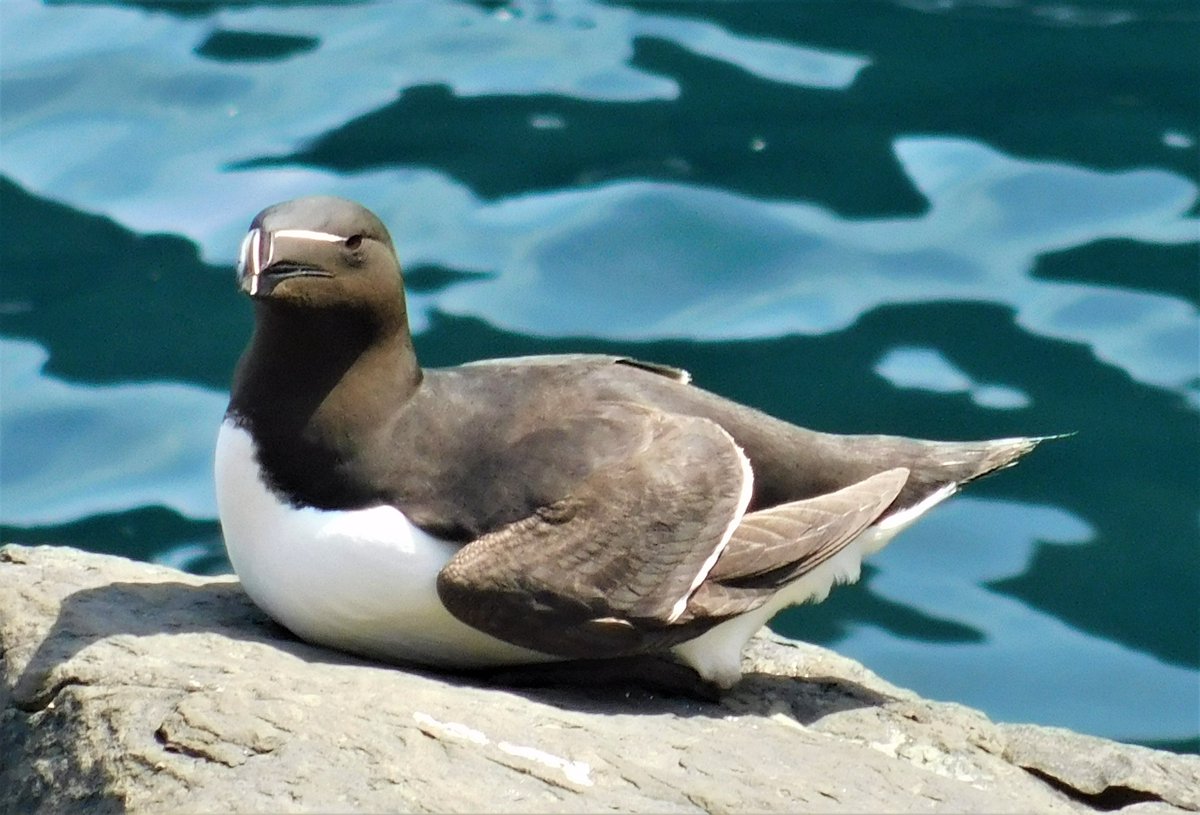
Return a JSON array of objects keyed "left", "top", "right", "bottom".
[{"left": 437, "top": 401, "right": 912, "bottom": 659}]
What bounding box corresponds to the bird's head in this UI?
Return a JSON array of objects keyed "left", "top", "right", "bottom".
[{"left": 237, "top": 196, "right": 405, "bottom": 317}]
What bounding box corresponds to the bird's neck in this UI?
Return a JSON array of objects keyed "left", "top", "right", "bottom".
[{"left": 229, "top": 302, "right": 421, "bottom": 448}]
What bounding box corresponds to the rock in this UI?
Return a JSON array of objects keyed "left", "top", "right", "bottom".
[
  {"left": 2, "top": 543, "right": 1197, "bottom": 814},
  {"left": 1000, "top": 724, "right": 1200, "bottom": 812}
]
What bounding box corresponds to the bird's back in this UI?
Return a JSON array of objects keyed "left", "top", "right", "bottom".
[{"left": 411, "top": 355, "right": 1040, "bottom": 528}]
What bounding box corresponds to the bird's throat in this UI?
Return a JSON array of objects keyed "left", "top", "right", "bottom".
[{"left": 227, "top": 304, "right": 422, "bottom": 509}]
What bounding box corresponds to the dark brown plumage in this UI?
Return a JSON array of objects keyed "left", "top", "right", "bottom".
[{"left": 221, "top": 195, "right": 1051, "bottom": 679}]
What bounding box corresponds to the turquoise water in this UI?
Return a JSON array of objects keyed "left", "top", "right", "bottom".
[{"left": 1, "top": 0, "right": 1196, "bottom": 752}]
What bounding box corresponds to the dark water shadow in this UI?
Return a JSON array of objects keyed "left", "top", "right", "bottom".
[
  {"left": 0, "top": 176, "right": 247, "bottom": 389},
  {"left": 1033, "top": 238, "right": 1200, "bottom": 309},
  {"left": 231, "top": 4, "right": 1200, "bottom": 214},
  {"left": 238, "top": 50, "right": 927, "bottom": 218},
  {"left": 617, "top": 0, "right": 1200, "bottom": 189},
  {"left": 44, "top": 0, "right": 370, "bottom": 16},
  {"left": 195, "top": 29, "right": 319, "bottom": 63},
  {"left": 1, "top": 507, "right": 224, "bottom": 571}
]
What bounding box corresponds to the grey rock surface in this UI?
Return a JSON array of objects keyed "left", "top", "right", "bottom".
[{"left": 2, "top": 543, "right": 1197, "bottom": 814}]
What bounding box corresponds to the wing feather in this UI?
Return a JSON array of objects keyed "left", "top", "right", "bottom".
[
  {"left": 437, "top": 406, "right": 750, "bottom": 658},
  {"left": 681, "top": 468, "right": 909, "bottom": 621}
]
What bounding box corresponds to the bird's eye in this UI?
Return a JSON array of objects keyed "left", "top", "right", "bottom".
[{"left": 344, "top": 234, "right": 363, "bottom": 250}]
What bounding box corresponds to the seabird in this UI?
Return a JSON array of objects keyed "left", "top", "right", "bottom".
[{"left": 215, "top": 195, "right": 1050, "bottom": 689}]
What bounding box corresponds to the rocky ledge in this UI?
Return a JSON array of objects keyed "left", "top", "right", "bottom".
[{"left": 2, "top": 543, "right": 1196, "bottom": 814}]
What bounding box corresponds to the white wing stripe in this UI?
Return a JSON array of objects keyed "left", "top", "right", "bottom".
[
  {"left": 272, "top": 228, "right": 346, "bottom": 242},
  {"left": 667, "top": 438, "right": 755, "bottom": 624}
]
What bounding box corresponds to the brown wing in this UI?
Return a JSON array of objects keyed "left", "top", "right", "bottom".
[
  {"left": 436, "top": 406, "right": 752, "bottom": 659},
  {"left": 682, "top": 468, "right": 909, "bottom": 621},
  {"left": 709, "top": 467, "right": 909, "bottom": 585}
]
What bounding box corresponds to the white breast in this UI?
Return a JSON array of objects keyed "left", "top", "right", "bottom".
[{"left": 213, "top": 420, "right": 551, "bottom": 668}]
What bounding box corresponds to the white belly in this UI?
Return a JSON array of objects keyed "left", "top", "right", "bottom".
[{"left": 213, "top": 420, "right": 552, "bottom": 668}]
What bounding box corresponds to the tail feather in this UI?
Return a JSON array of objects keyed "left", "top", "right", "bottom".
[{"left": 882, "top": 433, "right": 1065, "bottom": 520}]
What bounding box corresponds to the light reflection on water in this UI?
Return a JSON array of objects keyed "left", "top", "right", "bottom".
[
  {"left": 427, "top": 141, "right": 1196, "bottom": 399},
  {"left": 840, "top": 498, "right": 1199, "bottom": 745},
  {"left": 1, "top": 0, "right": 1196, "bottom": 750},
  {"left": 874, "top": 346, "right": 1032, "bottom": 409},
  {"left": 1, "top": 339, "right": 224, "bottom": 526}
]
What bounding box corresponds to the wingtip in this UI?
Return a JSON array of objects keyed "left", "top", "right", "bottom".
[
  {"left": 1033, "top": 431, "right": 1078, "bottom": 443},
  {"left": 992, "top": 431, "right": 1075, "bottom": 448},
  {"left": 975, "top": 431, "right": 1072, "bottom": 478},
  {"left": 1003, "top": 430, "right": 1075, "bottom": 456}
]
